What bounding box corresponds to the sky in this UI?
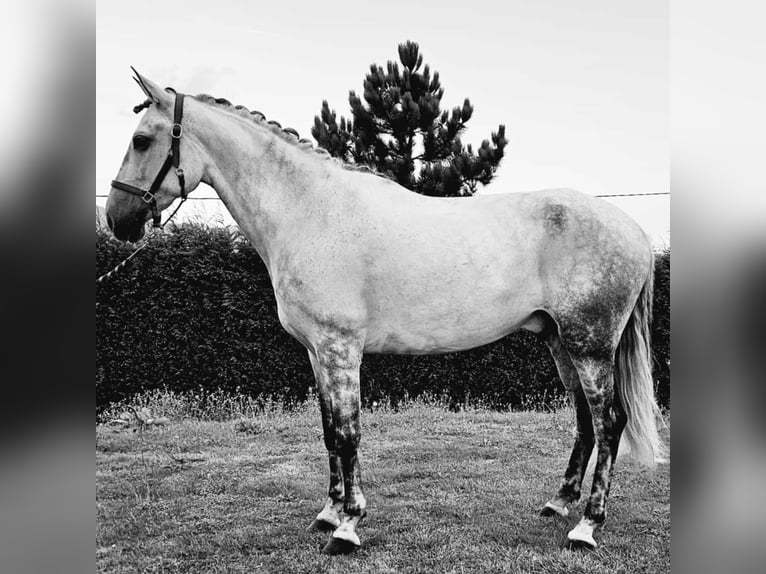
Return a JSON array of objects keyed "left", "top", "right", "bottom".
[{"left": 97, "top": 0, "right": 668, "bottom": 244}]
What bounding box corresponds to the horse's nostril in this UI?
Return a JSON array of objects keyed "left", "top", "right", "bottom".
[{"left": 107, "top": 214, "right": 114, "bottom": 231}]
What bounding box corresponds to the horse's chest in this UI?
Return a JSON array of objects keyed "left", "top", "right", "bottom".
[{"left": 272, "top": 274, "right": 365, "bottom": 347}]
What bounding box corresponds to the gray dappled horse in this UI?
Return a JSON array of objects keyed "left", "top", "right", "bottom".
[{"left": 106, "top": 71, "right": 666, "bottom": 554}]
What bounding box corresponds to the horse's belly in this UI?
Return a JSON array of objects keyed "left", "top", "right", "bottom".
[
  {"left": 363, "top": 305, "right": 541, "bottom": 355},
  {"left": 361, "top": 256, "right": 545, "bottom": 354}
]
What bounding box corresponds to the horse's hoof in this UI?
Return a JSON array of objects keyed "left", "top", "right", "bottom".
[
  {"left": 567, "top": 537, "right": 597, "bottom": 551},
  {"left": 307, "top": 519, "right": 337, "bottom": 533},
  {"left": 566, "top": 520, "right": 598, "bottom": 550},
  {"left": 540, "top": 501, "right": 569, "bottom": 517},
  {"left": 321, "top": 537, "right": 359, "bottom": 555}
]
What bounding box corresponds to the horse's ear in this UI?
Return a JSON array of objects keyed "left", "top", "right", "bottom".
[{"left": 130, "top": 67, "right": 173, "bottom": 109}]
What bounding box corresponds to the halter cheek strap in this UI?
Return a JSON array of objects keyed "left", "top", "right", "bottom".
[{"left": 111, "top": 92, "right": 187, "bottom": 227}]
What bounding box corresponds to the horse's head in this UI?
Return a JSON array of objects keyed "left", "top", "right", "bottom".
[{"left": 106, "top": 70, "right": 204, "bottom": 241}]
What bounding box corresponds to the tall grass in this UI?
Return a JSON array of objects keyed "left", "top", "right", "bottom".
[
  {"left": 98, "top": 386, "right": 577, "bottom": 427},
  {"left": 98, "top": 387, "right": 309, "bottom": 424}
]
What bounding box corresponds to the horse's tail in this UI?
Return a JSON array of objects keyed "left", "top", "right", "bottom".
[{"left": 614, "top": 250, "right": 668, "bottom": 466}]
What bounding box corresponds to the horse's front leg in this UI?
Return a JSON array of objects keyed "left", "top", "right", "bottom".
[
  {"left": 306, "top": 351, "right": 345, "bottom": 533},
  {"left": 307, "top": 335, "right": 367, "bottom": 555}
]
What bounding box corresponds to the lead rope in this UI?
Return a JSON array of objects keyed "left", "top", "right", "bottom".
[{"left": 96, "top": 197, "right": 187, "bottom": 283}]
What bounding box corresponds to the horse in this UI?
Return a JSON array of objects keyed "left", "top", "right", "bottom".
[{"left": 105, "top": 70, "right": 666, "bottom": 554}]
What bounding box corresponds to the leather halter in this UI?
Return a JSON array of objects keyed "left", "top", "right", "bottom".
[{"left": 111, "top": 92, "right": 187, "bottom": 226}]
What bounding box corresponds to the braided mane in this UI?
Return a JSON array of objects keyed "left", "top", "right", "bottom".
[{"left": 189, "top": 93, "right": 393, "bottom": 181}]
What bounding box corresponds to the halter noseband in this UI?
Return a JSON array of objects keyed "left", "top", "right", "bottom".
[{"left": 111, "top": 91, "right": 187, "bottom": 227}]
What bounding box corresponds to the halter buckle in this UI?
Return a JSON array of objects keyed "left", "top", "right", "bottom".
[
  {"left": 141, "top": 190, "right": 156, "bottom": 204},
  {"left": 171, "top": 123, "right": 183, "bottom": 138}
]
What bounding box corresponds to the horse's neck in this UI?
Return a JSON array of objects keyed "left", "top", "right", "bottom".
[{"left": 195, "top": 107, "right": 336, "bottom": 268}]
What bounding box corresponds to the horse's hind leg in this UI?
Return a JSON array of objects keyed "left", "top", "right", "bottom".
[
  {"left": 565, "top": 353, "right": 627, "bottom": 549},
  {"left": 541, "top": 332, "right": 595, "bottom": 518}
]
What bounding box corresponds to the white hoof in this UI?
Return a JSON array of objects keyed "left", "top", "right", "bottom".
[
  {"left": 315, "top": 506, "right": 342, "bottom": 529},
  {"left": 331, "top": 520, "right": 361, "bottom": 547},
  {"left": 542, "top": 500, "right": 569, "bottom": 517},
  {"left": 567, "top": 519, "right": 598, "bottom": 549}
]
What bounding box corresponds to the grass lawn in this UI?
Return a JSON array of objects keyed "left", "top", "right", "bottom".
[{"left": 97, "top": 401, "right": 669, "bottom": 573}]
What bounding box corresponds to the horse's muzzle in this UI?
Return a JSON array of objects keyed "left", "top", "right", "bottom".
[{"left": 105, "top": 204, "right": 147, "bottom": 242}]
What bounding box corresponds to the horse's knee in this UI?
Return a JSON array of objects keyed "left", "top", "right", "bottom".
[{"left": 334, "top": 420, "right": 361, "bottom": 456}]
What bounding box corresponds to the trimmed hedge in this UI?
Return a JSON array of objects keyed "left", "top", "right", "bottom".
[
  {"left": 97, "top": 225, "right": 669, "bottom": 412},
  {"left": 652, "top": 247, "right": 670, "bottom": 408}
]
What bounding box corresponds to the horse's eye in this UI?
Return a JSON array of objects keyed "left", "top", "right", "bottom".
[{"left": 132, "top": 135, "right": 151, "bottom": 151}]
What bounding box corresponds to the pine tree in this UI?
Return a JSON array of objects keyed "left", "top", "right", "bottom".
[{"left": 312, "top": 41, "right": 508, "bottom": 197}]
